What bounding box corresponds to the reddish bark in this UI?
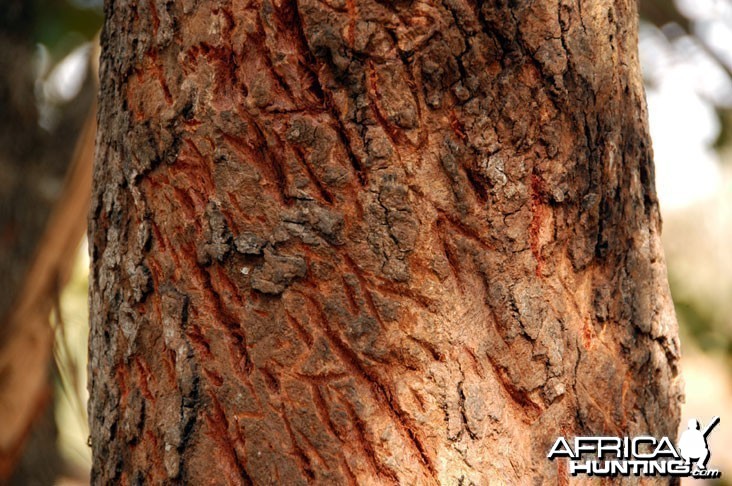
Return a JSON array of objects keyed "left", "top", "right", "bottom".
[{"left": 90, "top": 0, "right": 682, "bottom": 483}]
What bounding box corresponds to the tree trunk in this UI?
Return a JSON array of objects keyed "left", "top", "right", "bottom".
[{"left": 89, "top": 0, "right": 682, "bottom": 483}]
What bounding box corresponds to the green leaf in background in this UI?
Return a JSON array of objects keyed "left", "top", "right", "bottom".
[{"left": 33, "top": 0, "right": 102, "bottom": 59}]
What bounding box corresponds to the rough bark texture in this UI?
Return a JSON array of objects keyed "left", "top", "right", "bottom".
[{"left": 90, "top": 0, "right": 682, "bottom": 483}]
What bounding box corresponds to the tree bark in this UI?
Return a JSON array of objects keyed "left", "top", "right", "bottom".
[{"left": 89, "top": 0, "right": 682, "bottom": 483}]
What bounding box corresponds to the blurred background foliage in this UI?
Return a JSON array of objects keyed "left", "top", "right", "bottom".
[
  {"left": 1, "top": 0, "right": 730, "bottom": 484},
  {"left": 33, "top": 0, "right": 101, "bottom": 50}
]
